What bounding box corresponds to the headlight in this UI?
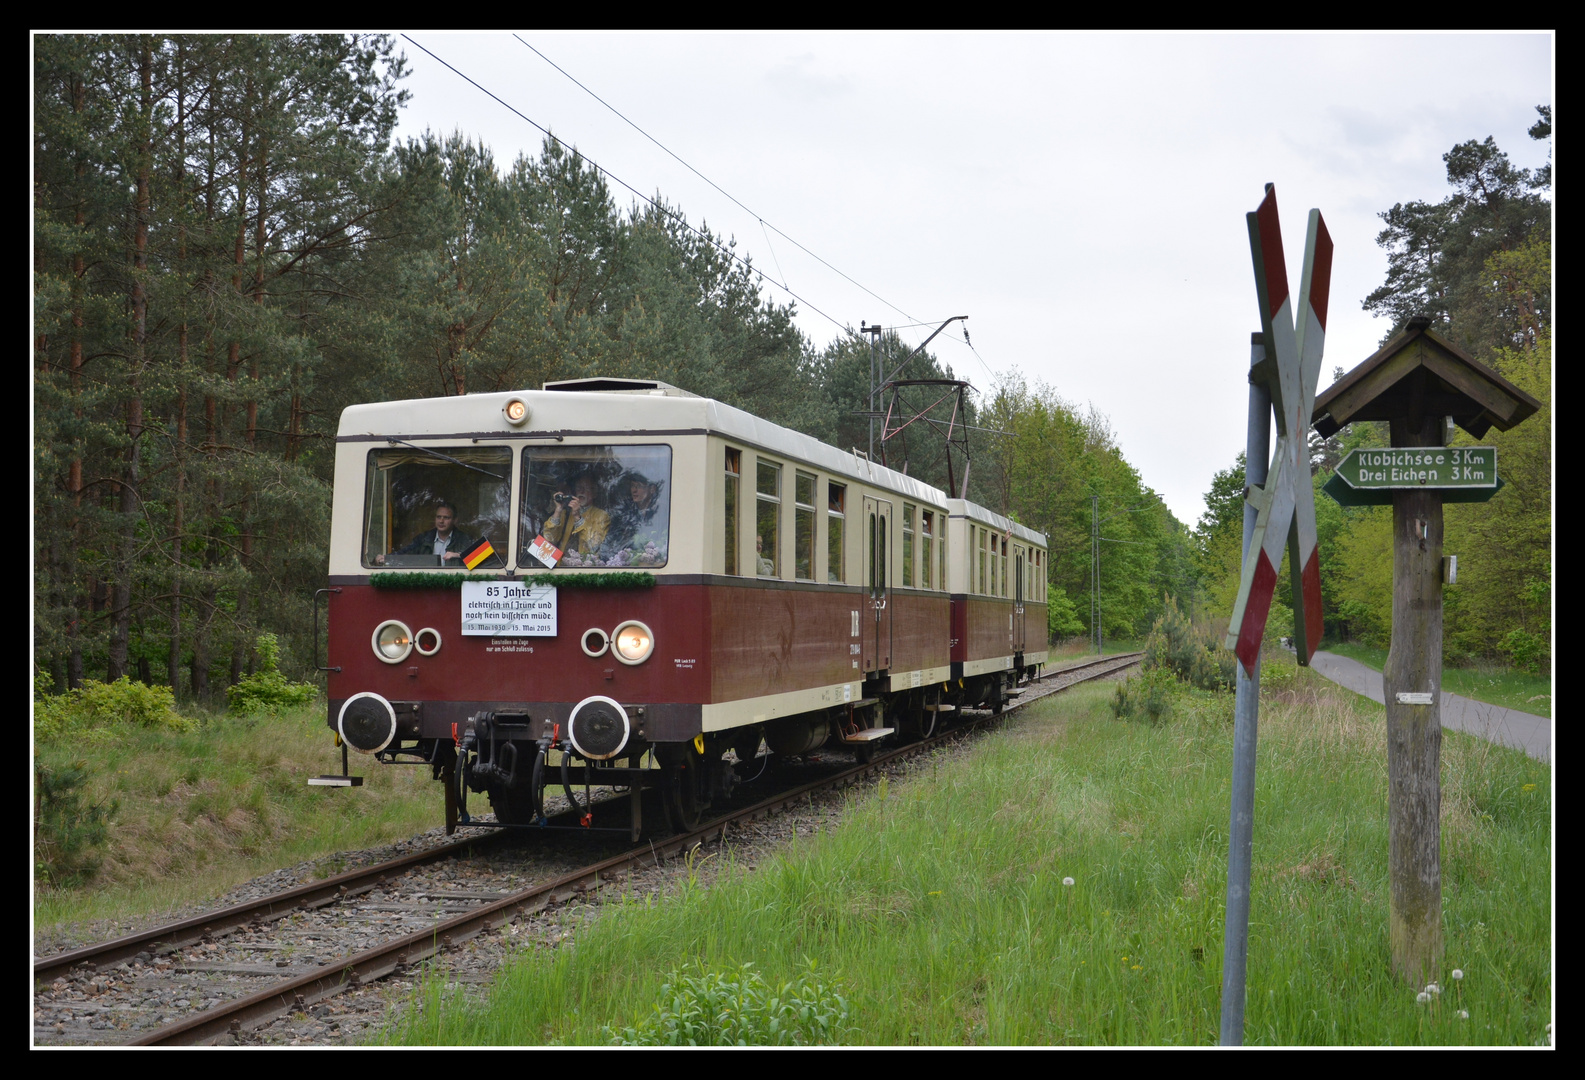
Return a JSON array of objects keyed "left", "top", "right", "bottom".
[
  {"left": 611, "top": 620, "right": 654, "bottom": 665},
  {"left": 372, "top": 619, "right": 413, "bottom": 664},
  {"left": 503, "top": 398, "right": 530, "bottom": 426}
]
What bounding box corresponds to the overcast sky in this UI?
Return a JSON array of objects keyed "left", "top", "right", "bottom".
[{"left": 390, "top": 32, "right": 1553, "bottom": 527}]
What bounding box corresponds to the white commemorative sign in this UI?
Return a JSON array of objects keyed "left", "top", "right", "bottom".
[{"left": 461, "top": 581, "right": 557, "bottom": 637}]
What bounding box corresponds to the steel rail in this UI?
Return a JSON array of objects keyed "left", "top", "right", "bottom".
[
  {"left": 34, "top": 832, "right": 508, "bottom": 985},
  {"left": 96, "top": 652, "right": 1142, "bottom": 1045}
]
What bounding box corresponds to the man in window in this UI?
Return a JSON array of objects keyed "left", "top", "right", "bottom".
[
  {"left": 377, "top": 501, "right": 475, "bottom": 565},
  {"left": 544, "top": 472, "right": 610, "bottom": 561}
]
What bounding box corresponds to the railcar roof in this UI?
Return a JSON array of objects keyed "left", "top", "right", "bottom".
[
  {"left": 338, "top": 387, "right": 950, "bottom": 507},
  {"left": 948, "top": 499, "right": 1047, "bottom": 548}
]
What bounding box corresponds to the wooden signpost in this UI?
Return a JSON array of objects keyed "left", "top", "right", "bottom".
[{"left": 1313, "top": 317, "right": 1540, "bottom": 986}]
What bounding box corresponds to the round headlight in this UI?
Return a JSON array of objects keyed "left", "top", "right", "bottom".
[
  {"left": 372, "top": 619, "right": 413, "bottom": 664},
  {"left": 611, "top": 620, "right": 654, "bottom": 665},
  {"left": 503, "top": 398, "right": 530, "bottom": 426},
  {"left": 414, "top": 627, "right": 442, "bottom": 656}
]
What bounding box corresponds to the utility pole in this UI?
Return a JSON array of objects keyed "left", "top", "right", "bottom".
[
  {"left": 1091, "top": 494, "right": 1100, "bottom": 655},
  {"left": 860, "top": 321, "right": 882, "bottom": 459}
]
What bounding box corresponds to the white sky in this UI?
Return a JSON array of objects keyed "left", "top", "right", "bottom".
[{"left": 390, "top": 31, "right": 1553, "bottom": 528}]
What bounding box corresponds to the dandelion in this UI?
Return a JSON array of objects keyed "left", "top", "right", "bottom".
[
  {"left": 1451, "top": 969, "right": 1463, "bottom": 981},
  {"left": 1458, "top": 1011, "right": 1469, "bottom": 1020},
  {"left": 1062, "top": 877, "right": 1075, "bottom": 887},
  {"left": 1417, "top": 992, "right": 1431, "bottom": 1004},
  {"left": 1425, "top": 983, "right": 1441, "bottom": 995},
  {"left": 1522, "top": 783, "right": 1537, "bottom": 792}
]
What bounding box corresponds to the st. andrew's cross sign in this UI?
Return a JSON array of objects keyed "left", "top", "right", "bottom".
[{"left": 1224, "top": 185, "right": 1332, "bottom": 676}]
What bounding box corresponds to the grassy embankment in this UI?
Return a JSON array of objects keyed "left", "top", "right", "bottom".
[
  {"left": 387, "top": 655, "right": 1551, "bottom": 1046},
  {"left": 1322, "top": 641, "right": 1551, "bottom": 718},
  {"left": 33, "top": 700, "right": 440, "bottom": 930}
]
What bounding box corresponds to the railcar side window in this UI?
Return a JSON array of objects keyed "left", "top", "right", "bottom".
[
  {"left": 795, "top": 472, "right": 816, "bottom": 581},
  {"left": 920, "top": 511, "right": 933, "bottom": 590},
  {"left": 978, "top": 528, "right": 987, "bottom": 595},
  {"left": 518, "top": 445, "right": 672, "bottom": 569},
  {"left": 362, "top": 447, "right": 511, "bottom": 570},
  {"left": 725, "top": 448, "right": 741, "bottom": 575},
  {"left": 902, "top": 504, "right": 915, "bottom": 588},
  {"left": 827, "top": 482, "right": 845, "bottom": 583},
  {"left": 756, "top": 460, "right": 780, "bottom": 577}
]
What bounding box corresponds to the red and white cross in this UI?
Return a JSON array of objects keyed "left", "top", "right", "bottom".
[{"left": 1225, "top": 184, "right": 1332, "bottom": 676}]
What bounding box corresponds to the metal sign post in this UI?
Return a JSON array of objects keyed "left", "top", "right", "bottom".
[{"left": 1219, "top": 184, "right": 1333, "bottom": 1045}]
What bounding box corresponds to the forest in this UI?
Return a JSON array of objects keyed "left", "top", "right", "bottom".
[{"left": 34, "top": 34, "right": 1194, "bottom": 702}]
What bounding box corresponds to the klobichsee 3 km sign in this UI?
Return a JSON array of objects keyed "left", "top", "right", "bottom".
[{"left": 1336, "top": 446, "right": 1496, "bottom": 490}]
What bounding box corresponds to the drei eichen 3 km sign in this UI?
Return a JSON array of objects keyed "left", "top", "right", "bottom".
[{"left": 1334, "top": 446, "right": 1496, "bottom": 490}]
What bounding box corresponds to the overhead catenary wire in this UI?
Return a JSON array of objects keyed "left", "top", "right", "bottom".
[
  {"left": 402, "top": 35, "right": 855, "bottom": 338},
  {"left": 514, "top": 34, "right": 919, "bottom": 327}
]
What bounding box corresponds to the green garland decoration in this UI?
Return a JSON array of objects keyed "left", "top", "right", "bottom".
[{"left": 368, "top": 570, "right": 656, "bottom": 590}]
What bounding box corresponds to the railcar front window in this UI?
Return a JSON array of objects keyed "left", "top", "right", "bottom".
[
  {"left": 362, "top": 447, "right": 510, "bottom": 570},
  {"left": 518, "top": 445, "right": 672, "bottom": 569}
]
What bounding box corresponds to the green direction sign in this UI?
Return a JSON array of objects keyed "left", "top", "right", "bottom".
[{"left": 1324, "top": 446, "right": 1501, "bottom": 507}]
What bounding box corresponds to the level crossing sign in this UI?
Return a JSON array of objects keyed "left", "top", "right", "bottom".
[{"left": 1224, "top": 186, "right": 1332, "bottom": 676}]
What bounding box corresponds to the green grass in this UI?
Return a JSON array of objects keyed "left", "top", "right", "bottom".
[
  {"left": 384, "top": 668, "right": 1551, "bottom": 1046},
  {"left": 33, "top": 700, "right": 441, "bottom": 930},
  {"left": 1323, "top": 641, "right": 1551, "bottom": 718}
]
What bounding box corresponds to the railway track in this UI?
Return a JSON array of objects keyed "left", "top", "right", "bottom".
[{"left": 34, "top": 651, "right": 1142, "bottom": 1046}]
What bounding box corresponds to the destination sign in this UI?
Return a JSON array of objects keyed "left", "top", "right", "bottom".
[
  {"left": 1336, "top": 446, "right": 1496, "bottom": 489},
  {"left": 461, "top": 581, "right": 557, "bottom": 637}
]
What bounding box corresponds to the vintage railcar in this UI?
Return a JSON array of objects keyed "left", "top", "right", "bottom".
[
  {"left": 321, "top": 378, "right": 1046, "bottom": 836},
  {"left": 944, "top": 500, "right": 1050, "bottom": 713}
]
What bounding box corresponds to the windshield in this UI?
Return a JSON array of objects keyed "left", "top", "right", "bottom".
[
  {"left": 519, "top": 445, "right": 672, "bottom": 569},
  {"left": 362, "top": 447, "right": 510, "bottom": 569}
]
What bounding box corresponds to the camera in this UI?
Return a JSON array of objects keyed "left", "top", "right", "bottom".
[{"left": 553, "top": 492, "right": 572, "bottom": 505}]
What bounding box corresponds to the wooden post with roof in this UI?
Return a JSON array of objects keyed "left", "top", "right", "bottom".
[{"left": 1312, "top": 315, "right": 1541, "bottom": 987}]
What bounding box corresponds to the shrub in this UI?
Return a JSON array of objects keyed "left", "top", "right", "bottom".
[
  {"left": 607, "top": 962, "right": 853, "bottom": 1046},
  {"left": 35, "top": 759, "right": 116, "bottom": 887},
  {"left": 1500, "top": 628, "right": 1547, "bottom": 675},
  {"left": 1142, "top": 595, "right": 1235, "bottom": 692},
  {"left": 1111, "top": 666, "right": 1177, "bottom": 724},
  {"left": 34, "top": 672, "right": 190, "bottom": 743},
  {"left": 228, "top": 633, "right": 319, "bottom": 715}
]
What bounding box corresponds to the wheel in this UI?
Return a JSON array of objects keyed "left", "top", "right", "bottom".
[
  {"left": 488, "top": 784, "right": 540, "bottom": 825},
  {"left": 917, "top": 693, "right": 938, "bottom": 740},
  {"left": 662, "top": 753, "right": 703, "bottom": 833}
]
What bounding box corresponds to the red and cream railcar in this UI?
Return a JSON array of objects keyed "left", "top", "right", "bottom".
[
  {"left": 323, "top": 378, "right": 978, "bottom": 834},
  {"left": 942, "top": 501, "right": 1050, "bottom": 712}
]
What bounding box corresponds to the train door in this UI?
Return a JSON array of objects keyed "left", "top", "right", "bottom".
[
  {"left": 1013, "top": 547, "right": 1027, "bottom": 654},
  {"left": 863, "top": 496, "right": 893, "bottom": 674}
]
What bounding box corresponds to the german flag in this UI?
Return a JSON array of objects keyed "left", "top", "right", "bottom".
[{"left": 461, "top": 536, "right": 496, "bottom": 570}]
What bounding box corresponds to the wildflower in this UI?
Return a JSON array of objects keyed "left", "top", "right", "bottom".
[
  {"left": 1131, "top": 965, "right": 1142, "bottom": 971},
  {"left": 1062, "top": 877, "right": 1075, "bottom": 887},
  {"left": 1451, "top": 969, "right": 1463, "bottom": 981},
  {"left": 1458, "top": 1011, "right": 1469, "bottom": 1020},
  {"left": 1417, "top": 992, "right": 1431, "bottom": 1004},
  {"left": 1522, "top": 783, "right": 1537, "bottom": 792},
  {"left": 1425, "top": 983, "right": 1441, "bottom": 995}
]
